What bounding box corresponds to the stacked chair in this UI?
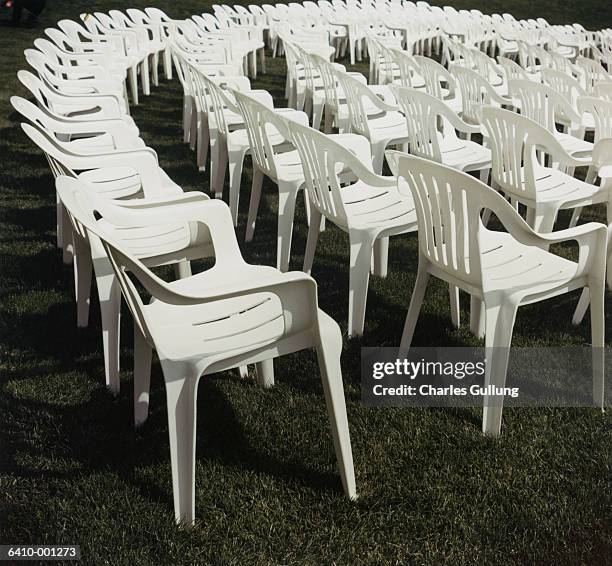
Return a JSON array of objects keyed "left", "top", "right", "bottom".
[{"left": 16, "top": 0, "right": 611, "bottom": 525}]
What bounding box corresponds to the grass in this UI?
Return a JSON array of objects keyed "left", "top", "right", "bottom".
[{"left": 1, "top": 1, "right": 612, "bottom": 564}]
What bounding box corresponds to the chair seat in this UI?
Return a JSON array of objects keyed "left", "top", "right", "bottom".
[
  {"left": 439, "top": 138, "right": 491, "bottom": 171},
  {"left": 368, "top": 110, "right": 409, "bottom": 141},
  {"left": 581, "top": 113, "right": 596, "bottom": 130},
  {"left": 145, "top": 264, "right": 288, "bottom": 361},
  {"left": 67, "top": 133, "right": 144, "bottom": 153},
  {"left": 78, "top": 165, "right": 182, "bottom": 199},
  {"left": 100, "top": 218, "right": 200, "bottom": 263},
  {"left": 522, "top": 168, "right": 607, "bottom": 207},
  {"left": 342, "top": 180, "right": 416, "bottom": 230},
  {"left": 555, "top": 132, "right": 593, "bottom": 156},
  {"left": 480, "top": 232, "right": 579, "bottom": 296}
]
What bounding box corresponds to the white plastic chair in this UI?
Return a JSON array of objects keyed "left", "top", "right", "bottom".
[
  {"left": 17, "top": 70, "right": 134, "bottom": 126},
  {"left": 394, "top": 152, "right": 606, "bottom": 436},
  {"left": 287, "top": 120, "right": 418, "bottom": 336},
  {"left": 451, "top": 64, "right": 514, "bottom": 128},
  {"left": 481, "top": 106, "right": 610, "bottom": 234},
  {"left": 56, "top": 175, "right": 356, "bottom": 525},
  {"left": 412, "top": 55, "right": 462, "bottom": 113},
  {"left": 56, "top": 18, "right": 142, "bottom": 105},
  {"left": 392, "top": 86, "right": 491, "bottom": 179},
  {"left": 508, "top": 79, "right": 593, "bottom": 159},
  {"left": 335, "top": 69, "right": 408, "bottom": 173}
]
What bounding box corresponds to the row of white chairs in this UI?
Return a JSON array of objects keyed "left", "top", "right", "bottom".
[{"left": 14, "top": 3, "right": 610, "bottom": 527}]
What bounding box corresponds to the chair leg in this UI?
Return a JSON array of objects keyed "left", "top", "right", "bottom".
[
  {"left": 303, "top": 206, "right": 322, "bottom": 275},
  {"left": 449, "top": 285, "right": 460, "bottom": 328},
  {"left": 482, "top": 295, "right": 518, "bottom": 436},
  {"left": 315, "top": 316, "right": 356, "bottom": 499},
  {"left": 348, "top": 232, "right": 374, "bottom": 337},
  {"left": 134, "top": 324, "right": 152, "bottom": 427},
  {"left": 569, "top": 207, "right": 583, "bottom": 228},
  {"left": 62, "top": 206, "right": 74, "bottom": 264},
  {"left": 163, "top": 48, "right": 172, "bottom": 80},
  {"left": 189, "top": 105, "right": 198, "bottom": 152},
  {"left": 398, "top": 264, "right": 429, "bottom": 356},
  {"left": 470, "top": 295, "right": 485, "bottom": 338},
  {"left": 183, "top": 95, "right": 192, "bottom": 144},
  {"left": 129, "top": 66, "right": 139, "bottom": 105},
  {"left": 141, "top": 59, "right": 151, "bottom": 96},
  {"left": 174, "top": 260, "right": 192, "bottom": 280},
  {"left": 152, "top": 52, "right": 160, "bottom": 87},
  {"left": 572, "top": 287, "right": 590, "bottom": 325},
  {"left": 73, "top": 234, "right": 92, "bottom": 328},
  {"left": 213, "top": 141, "right": 229, "bottom": 200},
  {"left": 56, "top": 191, "right": 64, "bottom": 249},
  {"left": 372, "top": 237, "right": 389, "bottom": 278},
  {"left": 209, "top": 131, "right": 220, "bottom": 196},
  {"left": 93, "top": 255, "right": 121, "bottom": 394},
  {"left": 324, "top": 106, "right": 333, "bottom": 134},
  {"left": 255, "top": 359, "right": 275, "bottom": 388},
  {"left": 371, "top": 141, "right": 387, "bottom": 174},
  {"left": 246, "top": 168, "right": 264, "bottom": 242},
  {"left": 312, "top": 100, "right": 324, "bottom": 131},
  {"left": 228, "top": 149, "right": 247, "bottom": 227},
  {"left": 590, "top": 278, "right": 605, "bottom": 409},
  {"left": 196, "top": 113, "right": 209, "bottom": 172},
  {"left": 277, "top": 182, "right": 299, "bottom": 272},
  {"left": 161, "top": 363, "right": 199, "bottom": 525}
]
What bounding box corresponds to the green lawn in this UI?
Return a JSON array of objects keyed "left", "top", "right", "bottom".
[{"left": 1, "top": 1, "right": 612, "bottom": 564}]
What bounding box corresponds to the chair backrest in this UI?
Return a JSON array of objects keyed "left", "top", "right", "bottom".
[
  {"left": 144, "top": 7, "right": 172, "bottom": 23},
  {"left": 451, "top": 64, "right": 501, "bottom": 124},
  {"left": 281, "top": 38, "right": 302, "bottom": 87},
  {"left": 55, "top": 176, "right": 161, "bottom": 346},
  {"left": 196, "top": 72, "right": 237, "bottom": 137},
  {"left": 575, "top": 56, "right": 611, "bottom": 94},
  {"left": 233, "top": 90, "right": 289, "bottom": 180},
  {"left": 541, "top": 68, "right": 586, "bottom": 107},
  {"left": 578, "top": 96, "right": 612, "bottom": 143},
  {"left": 413, "top": 55, "right": 454, "bottom": 100},
  {"left": 509, "top": 79, "right": 579, "bottom": 133},
  {"left": 391, "top": 48, "right": 422, "bottom": 88},
  {"left": 334, "top": 68, "right": 376, "bottom": 137},
  {"left": 377, "top": 41, "right": 400, "bottom": 85},
  {"left": 481, "top": 105, "right": 559, "bottom": 202},
  {"left": 497, "top": 56, "right": 530, "bottom": 82},
  {"left": 298, "top": 46, "right": 320, "bottom": 95},
  {"left": 394, "top": 153, "right": 485, "bottom": 288},
  {"left": 11, "top": 95, "right": 113, "bottom": 145},
  {"left": 287, "top": 119, "right": 376, "bottom": 225},
  {"left": 311, "top": 53, "right": 340, "bottom": 112},
  {"left": 392, "top": 87, "right": 446, "bottom": 162},
  {"left": 594, "top": 81, "right": 612, "bottom": 102}
]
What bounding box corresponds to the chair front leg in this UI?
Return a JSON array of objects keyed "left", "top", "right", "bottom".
[
  {"left": 72, "top": 233, "right": 92, "bottom": 328},
  {"left": 134, "top": 324, "right": 152, "bottom": 427},
  {"left": 161, "top": 361, "right": 200, "bottom": 526},
  {"left": 276, "top": 182, "right": 300, "bottom": 272},
  {"left": 315, "top": 315, "right": 356, "bottom": 499},
  {"left": 482, "top": 294, "right": 518, "bottom": 436},
  {"left": 348, "top": 231, "right": 375, "bottom": 337},
  {"left": 255, "top": 359, "right": 275, "bottom": 388}
]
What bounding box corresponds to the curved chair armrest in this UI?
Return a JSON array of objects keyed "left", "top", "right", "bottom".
[
  {"left": 531, "top": 132, "right": 593, "bottom": 169},
  {"left": 20, "top": 122, "right": 164, "bottom": 195},
  {"left": 484, "top": 188, "right": 608, "bottom": 275},
  {"left": 111, "top": 191, "right": 210, "bottom": 210},
  {"left": 360, "top": 83, "right": 400, "bottom": 113}
]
